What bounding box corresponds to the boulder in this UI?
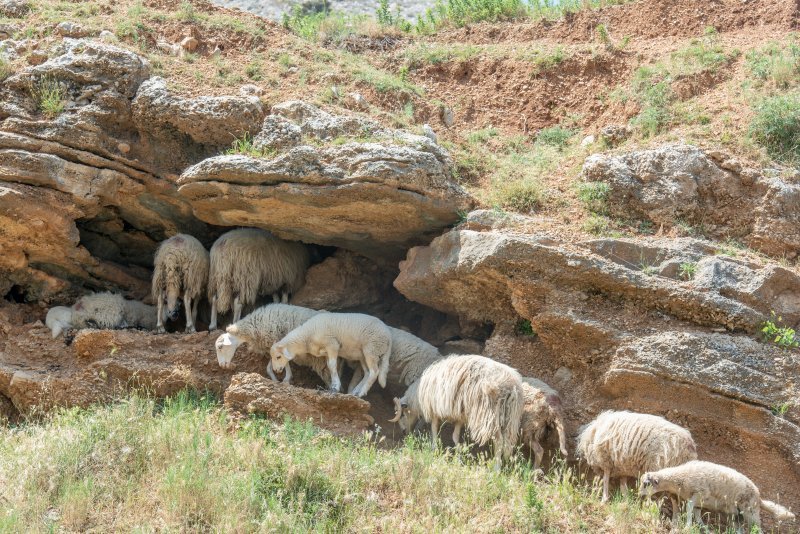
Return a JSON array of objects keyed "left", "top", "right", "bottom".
[
  {"left": 581, "top": 143, "right": 800, "bottom": 258},
  {"left": 0, "top": 0, "right": 29, "bottom": 18},
  {"left": 224, "top": 373, "right": 374, "bottom": 436}
]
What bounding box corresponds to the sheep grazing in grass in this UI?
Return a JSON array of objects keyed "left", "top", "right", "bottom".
[
  {"left": 152, "top": 234, "right": 209, "bottom": 333},
  {"left": 520, "top": 377, "right": 568, "bottom": 470},
  {"left": 389, "top": 354, "right": 524, "bottom": 470},
  {"left": 207, "top": 228, "right": 310, "bottom": 330},
  {"left": 216, "top": 303, "right": 329, "bottom": 384},
  {"left": 270, "top": 312, "right": 391, "bottom": 398},
  {"left": 640, "top": 460, "right": 795, "bottom": 532},
  {"left": 71, "top": 292, "right": 157, "bottom": 331},
  {"left": 45, "top": 306, "right": 73, "bottom": 338},
  {"left": 576, "top": 410, "right": 697, "bottom": 502}
]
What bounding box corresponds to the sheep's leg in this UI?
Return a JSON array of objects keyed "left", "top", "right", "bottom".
[
  {"left": 272, "top": 293, "right": 280, "bottom": 303},
  {"left": 325, "top": 352, "right": 341, "bottom": 393},
  {"left": 346, "top": 362, "right": 364, "bottom": 394},
  {"left": 266, "top": 360, "right": 278, "bottom": 381},
  {"left": 183, "top": 295, "right": 196, "bottom": 333},
  {"left": 669, "top": 495, "right": 680, "bottom": 527},
  {"left": 685, "top": 497, "right": 696, "bottom": 529},
  {"left": 452, "top": 423, "right": 462, "bottom": 446},
  {"left": 233, "top": 296, "right": 243, "bottom": 324},
  {"left": 601, "top": 470, "right": 610, "bottom": 503},
  {"left": 191, "top": 299, "right": 199, "bottom": 326},
  {"left": 209, "top": 295, "right": 218, "bottom": 331},
  {"left": 493, "top": 432, "right": 504, "bottom": 471},
  {"left": 532, "top": 440, "right": 544, "bottom": 471},
  {"left": 430, "top": 417, "right": 440, "bottom": 450},
  {"left": 282, "top": 363, "right": 293, "bottom": 384},
  {"left": 619, "top": 477, "right": 629, "bottom": 498},
  {"left": 281, "top": 291, "right": 289, "bottom": 304},
  {"left": 156, "top": 295, "right": 166, "bottom": 334},
  {"left": 351, "top": 354, "right": 379, "bottom": 398}
]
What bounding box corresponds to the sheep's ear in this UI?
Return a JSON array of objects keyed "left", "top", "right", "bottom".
[
  {"left": 282, "top": 347, "right": 293, "bottom": 360},
  {"left": 219, "top": 333, "right": 233, "bottom": 346}
]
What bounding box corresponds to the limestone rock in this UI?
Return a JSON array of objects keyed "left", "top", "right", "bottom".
[
  {"left": 132, "top": 77, "right": 265, "bottom": 147},
  {"left": 55, "top": 21, "right": 88, "bottom": 38},
  {"left": 224, "top": 373, "right": 374, "bottom": 436},
  {"left": 0, "top": 0, "right": 29, "bottom": 18},
  {"left": 581, "top": 143, "right": 800, "bottom": 258},
  {"left": 252, "top": 114, "right": 302, "bottom": 151}
]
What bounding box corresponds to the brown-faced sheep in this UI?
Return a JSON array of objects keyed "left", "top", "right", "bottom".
[
  {"left": 520, "top": 377, "right": 568, "bottom": 470},
  {"left": 576, "top": 410, "right": 697, "bottom": 502},
  {"left": 152, "top": 234, "right": 209, "bottom": 333}
]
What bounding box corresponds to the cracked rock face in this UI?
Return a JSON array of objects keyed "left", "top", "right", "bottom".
[
  {"left": 581, "top": 143, "right": 800, "bottom": 259},
  {"left": 178, "top": 104, "right": 473, "bottom": 259}
]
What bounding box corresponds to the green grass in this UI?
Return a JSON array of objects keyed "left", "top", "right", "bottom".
[
  {"left": 0, "top": 391, "right": 667, "bottom": 532},
  {"left": 761, "top": 313, "right": 799, "bottom": 349},
  {"left": 0, "top": 55, "right": 11, "bottom": 82},
  {"left": 32, "top": 76, "right": 66, "bottom": 118},
  {"left": 749, "top": 92, "right": 800, "bottom": 165},
  {"left": 536, "top": 125, "right": 576, "bottom": 149},
  {"left": 225, "top": 133, "right": 277, "bottom": 158},
  {"left": 577, "top": 181, "right": 610, "bottom": 215},
  {"left": 746, "top": 40, "right": 800, "bottom": 89}
]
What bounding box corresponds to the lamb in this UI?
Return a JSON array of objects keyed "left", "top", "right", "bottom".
[
  {"left": 215, "top": 303, "right": 330, "bottom": 384},
  {"left": 270, "top": 312, "right": 392, "bottom": 398},
  {"left": 576, "top": 410, "right": 697, "bottom": 502},
  {"left": 45, "top": 306, "right": 73, "bottom": 338},
  {"left": 151, "top": 233, "right": 209, "bottom": 333},
  {"left": 640, "top": 460, "right": 795, "bottom": 532},
  {"left": 207, "top": 228, "right": 310, "bottom": 330},
  {"left": 389, "top": 354, "right": 524, "bottom": 470},
  {"left": 71, "top": 292, "right": 158, "bottom": 331},
  {"left": 520, "top": 377, "right": 568, "bottom": 470}
]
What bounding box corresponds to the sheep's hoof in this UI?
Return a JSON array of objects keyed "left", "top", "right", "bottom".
[
  {"left": 156, "top": 326, "right": 166, "bottom": 334},
  {"left": 185, "top": 326, "right": 196, "bottom": 334}
]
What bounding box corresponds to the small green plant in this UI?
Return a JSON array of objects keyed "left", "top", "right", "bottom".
[
  {"left": 494, "top": 178, "right": 542, "bottom": 213},
  {"left": 33, "top": 77, "right": 67, "bottom": 118},
  {"left": 535, "top": 126, "right": 575, "bottom": 149},
  {"left": 771, "top": 402, "right": 791, "bottom": 418},
  {"left": 466, "top": 126, "right": 499, "bottom": 144},
  {"left": 226, "top": 133, "right": 277, "bottom": 158},
  {"left": 761, "top": 313, "right": 799, "bottom": 348},
  {"left": 577, "top": 181, "right": 610, "bottom": 215},
  {"left": 245, "top": 59, "right": 263, "bottom": 80},
  {"left": 678, "top": 262, "right": 697, "bottom": 280},
  {"left": 0, "top": 55, "right": 11, "bottom": 81},
  {"left": 596, "top": 24, "right": 611, "bottom": 48},
  {"left": 630, "top": 66, "right": 673, "bottom": 137},
  {"left": 749, "top": 93, "right": 800, "bottom": 165},
  {"left": 639, "top": 262, "right": 657, "bottom": 276},
  {"left": 583, "top": 214, "right": 611, "bottom": 235},
  {"left": 176, "top": 1, "right": 198, "bottom": 22},
  {"left": 515, "top": 319, "right": 537, "bottom": 337}
]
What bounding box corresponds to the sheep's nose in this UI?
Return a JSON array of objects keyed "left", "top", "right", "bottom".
[{"left": 168, "top": 311, "right": 179, "bottom": 320}]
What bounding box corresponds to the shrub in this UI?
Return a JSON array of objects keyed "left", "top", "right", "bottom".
[
  {"left": 577, "top": 182, "right": 610, "bottom": 215},
  {"left": 32, "top": 77, "right": 66, "bottom": 118},
  {"left": 535, "top": 126, "right": 575, "bottom": 149},
  {"left": 630, "top": 66, "right": 673, "bottom": 137},
  {"left": 761, "top": 313, "right": 799, "bottom": 349},
  {"left": 425, "top": 0, "right": 530, "bottom": 29},
  {"left": 746, "top": 41, "right": 800, "bottom": 89},
  {"left": 515, "top": 319, "right": 537, "bottom": 337},
  {"left": 749, "top": 93, "right": 800, "bottom": 165}
]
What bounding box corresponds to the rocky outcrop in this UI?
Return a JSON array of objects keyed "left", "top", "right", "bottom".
[
  {"left": 178, "top": 102, "right": 473, "bottom": 260},
  {"left": 224, "top": 372, "right": 374, "bottom": 436},
  {"left": 581, "top": 143, "right": 800, "bottom": 259}
]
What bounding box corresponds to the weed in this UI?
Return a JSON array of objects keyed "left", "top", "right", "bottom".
[
  {"left": 495, "top": 177, "right": 542, "bottom": 212},
  {"left": 0, "top": 55, "right": 11, "bottom": 81},
  {"left": 746, "top": 40, "right": 800, "bottom": 89},
  {"left": 749, "top": 93, "right": 800, "bottom": 165},
  {"left": 515, "top": 319, "right": 537, "bottom": 337},
  {"left": 715, "top": 238, "right": 745, "bottom": 257},
  {"left": 245, "top": 59, "right": 263, "bottom": 80},
  {"left": 761, "top": 312, "right": 799, "bottom": 348},
  {"left": 630, "top": 66, "right": 673, "bottom": 137},
  {"left": 466, "top": 126, "right": 499, "bottom": 144},
  {"left": 583, "top": 214, "right": 611, "bottom": 235},
  {"left": 639, "top": 261, "right": 657, "bottom": 276},
  {"left": 535, "top": 126, "right": 576, "bottom": 149},
  {"left": 226, "top": 133, "right": 277, "bottom": 159},
  {"left": 425, "top": 0, "right": 530, "bottom": 29},
  {"left": 771, "top": 402, "right": 792, "bottom": 418},
  {"left": 176, "top": 1, "right": 198, "bottom": 22},
  {"left": 32, "top": 76, "right": 66, "bottom": 118},
  {"left": 679, "top": 262, "right": 697, "bottom": 280},
  {"left": 577, "top": 182, "right": 610, "bottom": 215}
]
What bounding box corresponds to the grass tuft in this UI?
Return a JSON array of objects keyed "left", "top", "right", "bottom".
[
  {"left": 32, "top": 76, "right": 67, "bottom": 118},
  {"left": 749, "top": 93, "right": 800, "bottom": 165}
]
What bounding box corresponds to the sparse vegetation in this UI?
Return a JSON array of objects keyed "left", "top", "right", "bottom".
[
  {"left": 577, "top": 182, "right": 610, "bottom": 215},
  {"left": 749, "top": 93, "right": 800, "bottom": 165},
  {"left": 771, "top": 401, "right": 792, "bottom": 418},
  {"left": 32, "top": 76, "right": 67, "bottom": 118},
  {"left": 746, "top": 39, "right": 800, "bottom": 89},
  {"left": 761, "top": 312, "right": 799, "bottom": 349},
  {"left": 0, "top": 55, "right": 12, "bottom": 82},
  {"left": 515, "top": 319, "right": 537, "bottom": 337},
  {"left": 535, "top": 125, "right": 576, "bottom": 149},
  {"left": 225, "top": 133, "right": 277, "bottom": 159},
  {"left": 678, "top": 262, "right": 697, "bottom": 281},
  {"left": 629, "top": 66, "right": 674, "bottom": 137},
  {"left": 0, "top": 390, "right": 667, "bottom": 532}
]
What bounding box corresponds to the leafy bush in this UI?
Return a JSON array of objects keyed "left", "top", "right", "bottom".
[
  {"left": 630, "top": 66, "right": 673, "bottom": 137},
  {"left": 535, "top": 126, "right": 576, "bottom": 149},
  {"left": 746, "top": 41, "right": 800, "bottom": 89},
  {"left": 515, "top": 319, "right": 537, "bottom": 337},
  {"left": 749, "top": 93, "right": 800, "bottom": 165},
  {"left": 761, "top": 313, "right": 799, "bottom": 348},
  {"left": 577, "top": 182, "right": 610, "bottom": 215}
]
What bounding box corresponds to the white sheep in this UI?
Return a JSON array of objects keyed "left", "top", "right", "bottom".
[
  {"left": 270, "top": 312, "right": 392, "bottom": 398},
  {"left": 215, "top": 303, "right": 331, "bottom": 384},
  {"left": 207, "top": 228, "right": 310, "bottom": 330},
  {"left": 71, "top": 292, "right": 157, "bottom": 331},
  {"left": 389, "top": 354, "right": 524, "bottom": 470},
  {"left": 576, "top": 410, "right": 697, "bottom": 502},
  {"left": 640, "top": 460, "right": 795, "bottom": 532},
  {"left": 520, "top": 377, "right": 569, "bottom": 470},
  {"left": 45, "top": 306, "right": 73, "bottom": 338},
  {"left": 151, "top": 233, "right": 209, "bottom": 333}
]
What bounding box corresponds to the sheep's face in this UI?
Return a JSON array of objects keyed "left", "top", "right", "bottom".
[
  {"left": 388, "top": 397, "right": 417, "bottom": 432},
  {"left": 269, "top": 343, "right": 296, "bottom": 372},
  {"left": 215, "top": 333, "right": 242, "bottom": 369},
  {"left": 165, "top": 288, "right": 182, "bottom": 322},
  {"left": 638, "top": 473, "right": 661, "bottom": 497}
]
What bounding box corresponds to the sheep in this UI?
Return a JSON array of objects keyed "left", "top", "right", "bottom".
[
  {"left": 389, "top": 354, "right": 524, "bottom": 470},
  {"left": 207, "top": 228, "right": 310, "bottom": 330},
  {"left": 520, "top": 377, "right": 569, "bottom": 470},
  {"left": 71, "top": 292, "right": 157, "bottom": 331},
  {"left": 640, "top": 460, "right": 795, "bottom": 532},
  {"left": 270, "top": 312, "right": 392, "bottom": 398},
  {"left": 46, "top": 306, "right": 73, "bottom": 338},
  {"left": 215, "top": 303, "right": 331, "bottom": 384},
  {"left": 151, "top": 233, "right": 209, "bottom": 333},
  {"left": 576, "top": 410, "right": 697, "bottom": 502}
]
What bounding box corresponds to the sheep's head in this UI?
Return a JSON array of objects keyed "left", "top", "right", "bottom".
[
  {"left": 215, "top": 332, "right": 242, "bottom": 369},
  {"left": 638, "top": 473, "right": 661, "bottom": 497},
  {"left": 388, "top": 397, "right": 417, "bottom": 432},
  {"left": 269, "top": 343, "right": 296, "bottom": 372},
  {"left": 164, "top": 287, "right": 182, "bottom": 322}
]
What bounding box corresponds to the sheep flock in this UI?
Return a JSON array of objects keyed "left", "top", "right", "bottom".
[{"left": 41, "top": 229, "right": 796, "bottom": 531}]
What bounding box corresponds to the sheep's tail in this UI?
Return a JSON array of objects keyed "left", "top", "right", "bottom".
[
  {"left": 761, "top": 500, "right": 795, "bottom": 521},
  {"left": 378, "top": 342, "right": 391, "bottom": 388}
]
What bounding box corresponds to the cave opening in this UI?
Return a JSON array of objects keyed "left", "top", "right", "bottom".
[{"left": 3, "top": 285, "right": 28, "bottom": 303}]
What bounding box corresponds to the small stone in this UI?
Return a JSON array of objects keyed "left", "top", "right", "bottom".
[
  {"left": 441, "top": 105, "right": 454, "bottom": 128},
  {"left": 0, "top": 23, "right": 19, "bottom": 39},
  {"left": 422, "top": 124, "right": 437, "bottom": 144},
  {"left": 581, "top": 134, "right": 596, "bottom": 147},
  {"left": 27, "top": 50, "right": 47, "bottom": 65},
  {"left": 56, "top": 21, "right": 88, "bottom": 38},
  {"left": 345, "top": 92, "right": 368, "bottom": 111},
  {"left": 156, "top": 40, "right": 180, "bottom": 56},
  {"left": 239, "top": 84, "right": 263, "bottom": 97},
  {"left": 117, "top": 142, "right": 131, "bottom": 154},
  {"left": 180, "top": 36, "right": 198, "bottom": 52},
  {"left": 98, "top": 30, "right": 116, "bottom": 42}
]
